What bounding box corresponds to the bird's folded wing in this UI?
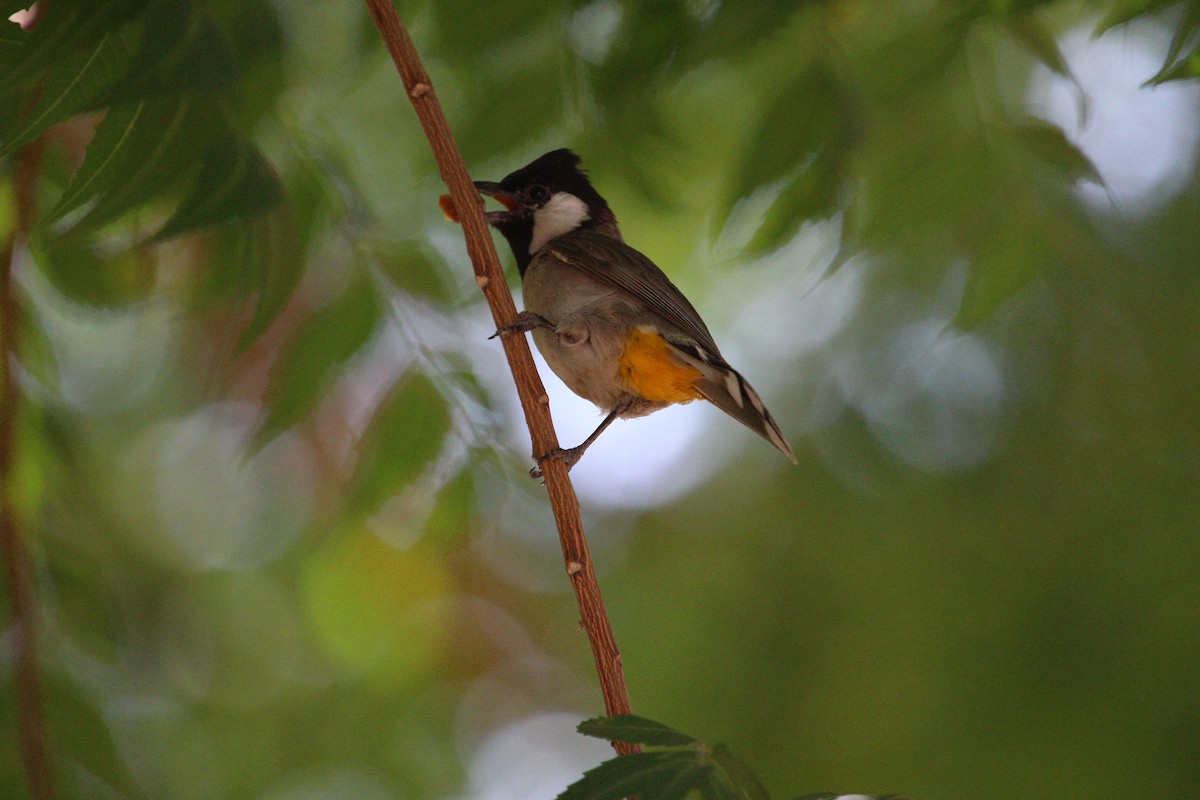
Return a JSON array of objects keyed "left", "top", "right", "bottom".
[{"left": 545, "top": 231, "right": 724, "bottom": 360}]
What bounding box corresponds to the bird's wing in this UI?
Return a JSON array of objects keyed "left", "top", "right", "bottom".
[{"left": 544, "top": 230, "right": 724, "bottom": 359}]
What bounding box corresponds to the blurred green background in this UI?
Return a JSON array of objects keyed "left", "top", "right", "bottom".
[{"left": 2, "top": 1, "right": 1199, "bottom": 798}]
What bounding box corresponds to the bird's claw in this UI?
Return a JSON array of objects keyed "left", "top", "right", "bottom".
[
  {"left": 529, "top": 447, "right": 582, "bottom": 479},
  {"left": 489, "top": 311, "right": 556, "bottom": 340},
  {"left": 488, "top": 323, "right": 526, "bottom": 340}
]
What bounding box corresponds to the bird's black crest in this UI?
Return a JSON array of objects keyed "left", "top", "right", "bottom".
[
  {"left": 499, "top": 148, "right": 586, "bottom": 190},
  {"left": 500, "top": 148, "right": 611, "bottom": 224}
]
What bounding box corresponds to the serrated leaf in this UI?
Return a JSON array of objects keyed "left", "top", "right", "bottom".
[
  {"left": 152, "top": 133, "right": 282, "bottom": 241},
  {"left": 1013, "top": 120, "right": 1102, "bottom": 184},
  {"left": 711, "top": 743, "right": 770, "bottom": 800},
  {"left": 577, "top": 715, "right": 699, "bottom": 747},
  {"left": 228, "top": 210, "right": 304, "bottom": 347},
  {"left": 865, "top": 10, "right": 971, "bottom": 99},
  {"left": 1160, "top": 0, "right": 1200, "bottom": 70},
  {"left": 66, "top": 94, "right": 220, "bottom": 234},
  {"left": 1144, "top": 2, "right": 1200, "bottom": 84},
  {"left": 45, "top": 101, "right": 145, "bottom": 222},
  {"left": 255, "top": 272, "right": 382, "bottom": 446},
  {"left": 557, "top": 750, "right": 713, "bottom": 800},
  {"left": 956, "top": 210, "right": 1047, "bottom": 328},
  {"left": 1146, "top": 43, "right": 1200, "bottom": 82},
  {"left": 0, "top": 26, "right": 136, "bottom": 157},
  {"left": 743, "top": 158, "right": 841, "bottom": 257},
  {"left": 1006, "top": 14, "right": 1072, "bottom": 79},
  {"left": 1094, "top": 0, "right": 1181, "bottom": 36},
  {"left": 345, "top": 373, "right": 451, "bottom": 519}
]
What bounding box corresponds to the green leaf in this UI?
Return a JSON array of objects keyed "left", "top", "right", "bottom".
[
  {"left": 1146, "top": 43, "right": 1200, "bottom": 82},
  {"left": 578, "top": 715, "right": 699, "bottom": 747},
  {"left": 1006, "top": 14, "right": 1072, "bottom": 79},
  {"left": 66, "top": 94, "right": 220, "bottom": 234},
  {"left": 863, "top": 10, "right": 971, "bottom": 99},
  {"left": 955, "top": 208, "right": 1048, "bottom": 328},
  {"left": 1145, "top": 3, "right": 1200, "bottom": 84},
  {"left": 675, "top": 1, "right": 808, "bottom": 73},
  {"left": 44, "top": 672, "right": 151, "bottom": 800},
  {"left": 590, "top": 2, "right": 699, "bottom": 105},
  {"left": 345, "top": 373, "right": 451, "bottom": 519},
  {"left": 226, "top": 211, "right": 304, "bottom": 347},
  {"left": 557, "top": 750, "right": 713, "bottom": 800},
  {"left": 743, "top": 158, "right": 841, "bottom": 257},
  {"left": 422, "top": 469, "right": 474, "bottom": 547},
  {"left": 711, "top": 743, "right": 770, "bottom": 800},
  {"left": 45, "top": 101, "right": 144, "bottom": 222},
  {"left": 725, "top": 64, "right": 852, "bottom": 219},
  {"left": 792, "top": 795, "right": 910, "bottom": 800},
  {"left": 0, "top": 2, "right": 137, "bottom": 90},
  {"left": 255, "top": 272, "right": 382, "bottom": 446},
  {"left": 0, "top": 26, "right": 136, "bottom": 157},
  {"left": 700, "top": 781, "right": 742, "bottom": 800},
  {"left": 31, "top": 237, "right": 156, "bottom": 308},
  {"left": 1160, "top": 0, "right": 1200, "bottom": 70},
  {"left": 1012, "top": 120, "right": 1102, "bottom": 184},
  {"left": 111, "top": 0, "right": 239, "bottom": 101},
  {"left": 152, "top": 133, "right": 283, "bottom": 241},
  {"left": 458, "top": 56, "right": 566, "bottom": 165},
  {"left": 368, "top": 240, "right": 455, "bottom": 304},
  {"left": 1093, "top": 0, "right": 1182, "bottom": 36}
]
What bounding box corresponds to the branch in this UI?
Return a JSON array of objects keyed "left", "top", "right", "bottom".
[
  {"left": 1, "top": 118, "right": 56, "bottom": 800},
  {"left": 363, "top": 0, "right": 637, "bottom": 755}
]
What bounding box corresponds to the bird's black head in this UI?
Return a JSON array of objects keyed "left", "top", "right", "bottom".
[{"left": 475, "top": 149, "right": 619, "bottom": 275}]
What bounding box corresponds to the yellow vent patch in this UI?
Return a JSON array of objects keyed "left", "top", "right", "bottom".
[{"left": 618, "top": 328, "right": 703, "bottom": 404}]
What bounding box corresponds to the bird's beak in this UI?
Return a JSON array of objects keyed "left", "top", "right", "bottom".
[
  {"left": 473, "top": 180, "right": 522, "bottom": 225},
  {"left": 438, "top": 182, "right": 523, "bottom": 226}
]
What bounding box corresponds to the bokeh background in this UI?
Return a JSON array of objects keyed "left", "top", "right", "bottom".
[{"left": 2, "top": 1, "right": 1199, "bottom": 798}]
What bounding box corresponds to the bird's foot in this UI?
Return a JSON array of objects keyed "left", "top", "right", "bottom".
[
  {"left": 489, "top": 311, "right": 556, "bottom": 340},
  {"left": 529, "top": 446, "right": 585, "bottom": 479}
]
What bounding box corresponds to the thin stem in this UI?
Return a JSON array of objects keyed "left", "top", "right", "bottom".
[
  {"left": 2, "top": 137, "right": 55, "bottom": 800},
  {"left": 363, "top": 0, "right": 637, "bottom": 756}
]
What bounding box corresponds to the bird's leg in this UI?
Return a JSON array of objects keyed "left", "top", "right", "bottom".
[
  {"left": 531, "top": 394, "right": 636, "bottom": 479},
  {"left": 490, "top": 310, "right": 557, "bottom": 339}
]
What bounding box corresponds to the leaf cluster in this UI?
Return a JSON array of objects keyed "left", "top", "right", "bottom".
[
  {"left": 1097, "top": 0, "right": 1200, "bottom": 83},
  {"left": 561, "top": 715, "right": 908, "bottom": 800},
  {"left": 1, "top": 0, "right": 289, "bottom": 321}
]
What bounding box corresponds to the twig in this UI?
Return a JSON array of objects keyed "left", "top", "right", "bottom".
[
  {"left": 363, "top": 0, "right": 637, "bottom": 755},
  {"left": 1, "top": 133, "right": 55, "bottom": 800}
]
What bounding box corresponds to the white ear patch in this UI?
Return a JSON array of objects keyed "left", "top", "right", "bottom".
[{"left": 529, "top": 192, "right": 590, "bottom": 254}]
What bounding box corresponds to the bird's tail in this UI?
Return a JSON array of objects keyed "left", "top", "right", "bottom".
[{"left": 677, "top": 347, "right": 796, "bottom": 463}]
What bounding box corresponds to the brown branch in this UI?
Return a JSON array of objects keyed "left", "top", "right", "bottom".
[
  {"left": 363, "top": 0, "right": 636, "bottom": 756},
  {"left": 1, "top": 133, "right": 55, "bottom": 800}
]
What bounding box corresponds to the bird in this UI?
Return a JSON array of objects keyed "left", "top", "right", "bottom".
[{"left": 447, "top": 148, "right": 796, "bottom": 476}]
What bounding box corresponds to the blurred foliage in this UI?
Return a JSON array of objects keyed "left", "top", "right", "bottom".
[{"left": 1, "top": 0, "right": 1199, "bottom": 799}]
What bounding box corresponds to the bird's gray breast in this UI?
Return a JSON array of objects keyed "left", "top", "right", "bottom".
[{"left": 521, "top": 249, "right": 635, "bottom": 410}]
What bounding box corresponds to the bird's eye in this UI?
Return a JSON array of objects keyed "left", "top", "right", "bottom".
[{"left": 527, "top": 185, "right": 549, "bottom": 204}]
